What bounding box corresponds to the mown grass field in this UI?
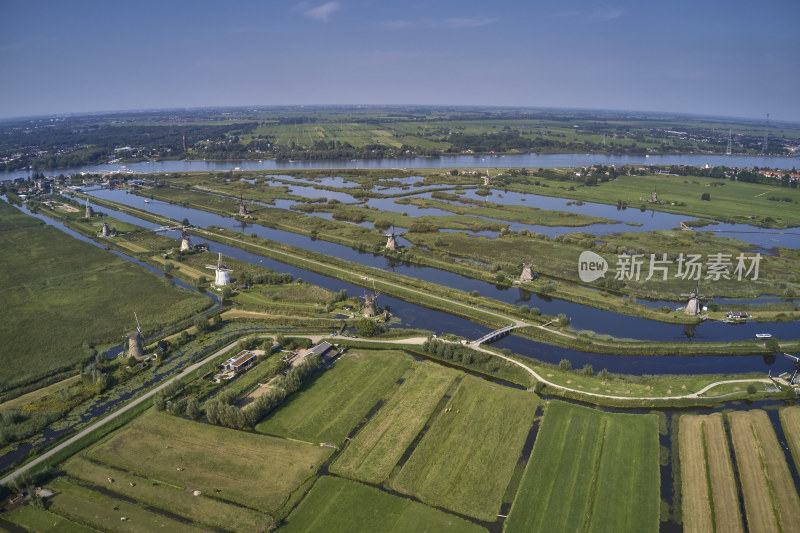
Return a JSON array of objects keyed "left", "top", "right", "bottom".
[
  {"left": 62, "top": 455, "right": 270, "bottom": 532},
  {"left": 390, "top": 375, "right": 539, "bottom": 521},
  {"left": 45, "top": 477, "right": 207, "bottom": 533},
  {"left": 505, "top": 401, "right": 660, "bottom": 533},
  {"left": 0, "top": 201, "right": 210, "bottom": 392},
  {"left": 4, "top": 504, "right": 95, "bottom": 533},
  {"left": 256, "top": 350, "right": 412, "bottom": 444},
  {"left": 86, "top": 410, "right": 330, "bottom": 512},
  {"left": 330, "top": 361, "right": 458, "bottom": 483},
  {"left": 729, "top": 409, "right": 800, "bottom": 532},
  {"left": 280, "top": 476, "right": 485, "bottom": 533},
  {"left": 679, "top": 413, "right": 743, "bottom": 533},
  {"left": 780, "top": 406, "right": 800, "bottom": 472}
]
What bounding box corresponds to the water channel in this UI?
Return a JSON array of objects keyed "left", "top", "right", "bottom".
[
  {"left": 3, "top": 151, "right": 799, "bottom": 181},
  {"left": 68, "top": 190, "right": 798, "bottom": 380},
  {"left": 85, "top": 189, "right": 800, "bottom": 345}
]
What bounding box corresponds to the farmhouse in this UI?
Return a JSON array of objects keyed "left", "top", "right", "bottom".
[{"left": 221, "top": 350, "right": 257, "bottom": 373}]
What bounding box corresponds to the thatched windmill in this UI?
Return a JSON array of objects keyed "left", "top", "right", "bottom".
[
  {"left": 519, "top": 262, "right": 536, "bottom": 283},
  {"left": 206, "top": 253, "right": 232, "bottom": 286},
  {"left": 126, "top": 312, "right": 144, "bottom": 359},
  {"left": 385, "top": 226, "right": 398, "bottom": 250},
  {"left": 238, "top": 196, "right": 248, "bottom": 217},
  {"left": 681, "top": 280, "right": 710, "bottom": 316},
  {"left": 100, "top": 218, "right": 110, "bottom": 237},
  {"left": 85, "top": 198, "right": 93, "bottom": 218}
]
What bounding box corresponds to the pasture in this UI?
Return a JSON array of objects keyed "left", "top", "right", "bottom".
[
  {"left": 0, "top": 200, "right": 210, "bottom": 392},
  {"left": 255, "top": 350, "right": 412, "bottom": 444},
  {"left": 86, "top": 410, "right": 330, "bottom": 512},
  {"left": 4, "top": 504, "right": 94, "bottom": 533},
  {"left": 330, "top": 361, "right": 458, "bottom": 483},
  {"left": 62, "top": 455, "right": 269, "bottom": 532},
  {"left": 780, "top": 406, "right": 800, "bottom": 471},
  {"left": 679, "top": 413, "right": 743, "bottom": 533},
  {"left": 728, "top": 409, "right": 800, "bottom": 532},
  {"left": 504, "top": 401, "right": 660, "bottom": 533},
  {"left": 44, "top": 477, "right": 207, "bottom": 533},
  {"left": 280, "top": 476, "right": 486, "bottom": 532},
  {"left": 390, "top": 376, "right": 539, "bottom": 521}
]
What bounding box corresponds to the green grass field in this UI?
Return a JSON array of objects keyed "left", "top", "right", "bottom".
[
  {"left": 256, "top": 350, "right": 412, "bottom": 444},
  {"left": 86, "top": 410, "right": 330, "bottom": 512},
  {"left": 45, "top": 477, "right": 207, "bottom": 533},
  {"left": 505, "top": 401, "right": 660, "bottom": 533},
  {"left": 0, "top": 201, "right": 210, "bottom": 392},
  {"left": 4, "top": 504, "right": 95, "bottom": 533},
  {"left": 280, "top": 476, "right": 486, "bottom": 532},
  {"left": 780, "top": 406, "right": 800, "bottom": 473},
  {"left": 390, "top": 375, "right": 539, "bottom": 521},
  {"left": 62, "top": 455, "right": 270, "bottom": 532},
  {"left": 728, "top": 410, "right": 800, "bottom": 532},
  {"left": 330, "top": 361, "right": 458, "bottom": 483}
]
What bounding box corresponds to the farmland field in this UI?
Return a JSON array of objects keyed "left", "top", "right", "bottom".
[
  {"left": 504, "top": 401, "right": 660, "bottom": 533},
  {"left": 281, "top": 476, "right": 486, "bottom": 532},
  {"left": 679, "top": 413, "right": 743, "bottom": 533},
  {"left": 390, "top": 375, "right": 539, "bottom": 521},
  {"left": 255, "top": 350, "right": 412, "bottom": 444},
  {"left": 86, "top": 410, "right": 330, "bottom": 512},
  {"left": 0, "top": 200, "right": 210, "bottom": 391},
  {"left": 4, "top": 504, "right": 95, "bottom": 533},
  {"left": 44, "top": 477, "right": 207, "bottom": 533},
  {"left": 780, "top": 406, "right": 800, "bottom": 472},
  {"left": 729, "top": 409, "right": 800, "bottom": 532},
  {"left": 330, "top": 361, "right": 458, "bottom": 483},
  {"left": 62, "top": 455, "right": 270, "bottom": 532}
]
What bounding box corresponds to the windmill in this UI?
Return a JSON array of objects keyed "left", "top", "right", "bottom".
[
  {"left": 206, "top": 253, "right": 232, "bottom": 286},
  {"left": 385, "top": 226, "right": 398, "bottom": 250},
  {"left": 126, "top": 312, "right": 144, "bottom": 359},
  {"left": 519, "top": 262, "right": 537, "bottom": 283},
  {"left": 238, "top": 195, "right": 248, "bottom": 217},
  {"left": 651, "top": 185, "right": 658, "bottom": 203},
  {"left": 783, "top": 353, "right": 800, "bottom": 385},
  {"left": 85, "top": 197, "right": 93, "bottom": 218},
  {"left": 179, "top": 229, "right": 192, "bottom": 251},
  {"left": 100, "top": 216, "right": 110, "bottom": 237},
  {"left": 362, "top": 281, "right": 379, "bottom": 317},
  {"left": 680, "top": 280, "right": 710, "bottom": 316}
]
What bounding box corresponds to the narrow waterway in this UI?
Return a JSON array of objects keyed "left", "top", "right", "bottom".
[{"left": 86, "top": 189, "right": 800, "bottom": 343}]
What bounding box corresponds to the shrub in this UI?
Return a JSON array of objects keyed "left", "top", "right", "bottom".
[{"left": 558, "top": 359, "right": 572, "bottom": 371}]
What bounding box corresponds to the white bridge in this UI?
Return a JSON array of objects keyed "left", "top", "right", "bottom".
[{"left": 472, "top": 325, "right": 522, "bottom": 346}]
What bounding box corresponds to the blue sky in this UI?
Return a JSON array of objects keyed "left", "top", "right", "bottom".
[{"left": 1, "top": 0, "right": 798, "bottom": 121}]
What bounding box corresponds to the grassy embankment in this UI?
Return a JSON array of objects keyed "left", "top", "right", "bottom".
[
  {"left": 728, "top": 410, "right": 800, "bottom": 532},
  {"left": 505, "top": 401, "right": 660, "bottom": 532},
  {"left": 280, "top": 476, "right": 486, "bottom": 533},
  {"left": 389, "top": 375, "right": 539, "bottom": 521},
  {"left": 0, "top": 200, "right": 210, "bottom": 394}
]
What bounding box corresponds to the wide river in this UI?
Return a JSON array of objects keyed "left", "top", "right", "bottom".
[{"left": 2, "top": 152, "right": 800, "bottom": 181}]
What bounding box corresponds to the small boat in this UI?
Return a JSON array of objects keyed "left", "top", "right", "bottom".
[
  {"left": 756, "top": 333, "right": 772, "bottom": 339},
  {"left": 144, "top": 199, "right": 150, "bottom": 203}
]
